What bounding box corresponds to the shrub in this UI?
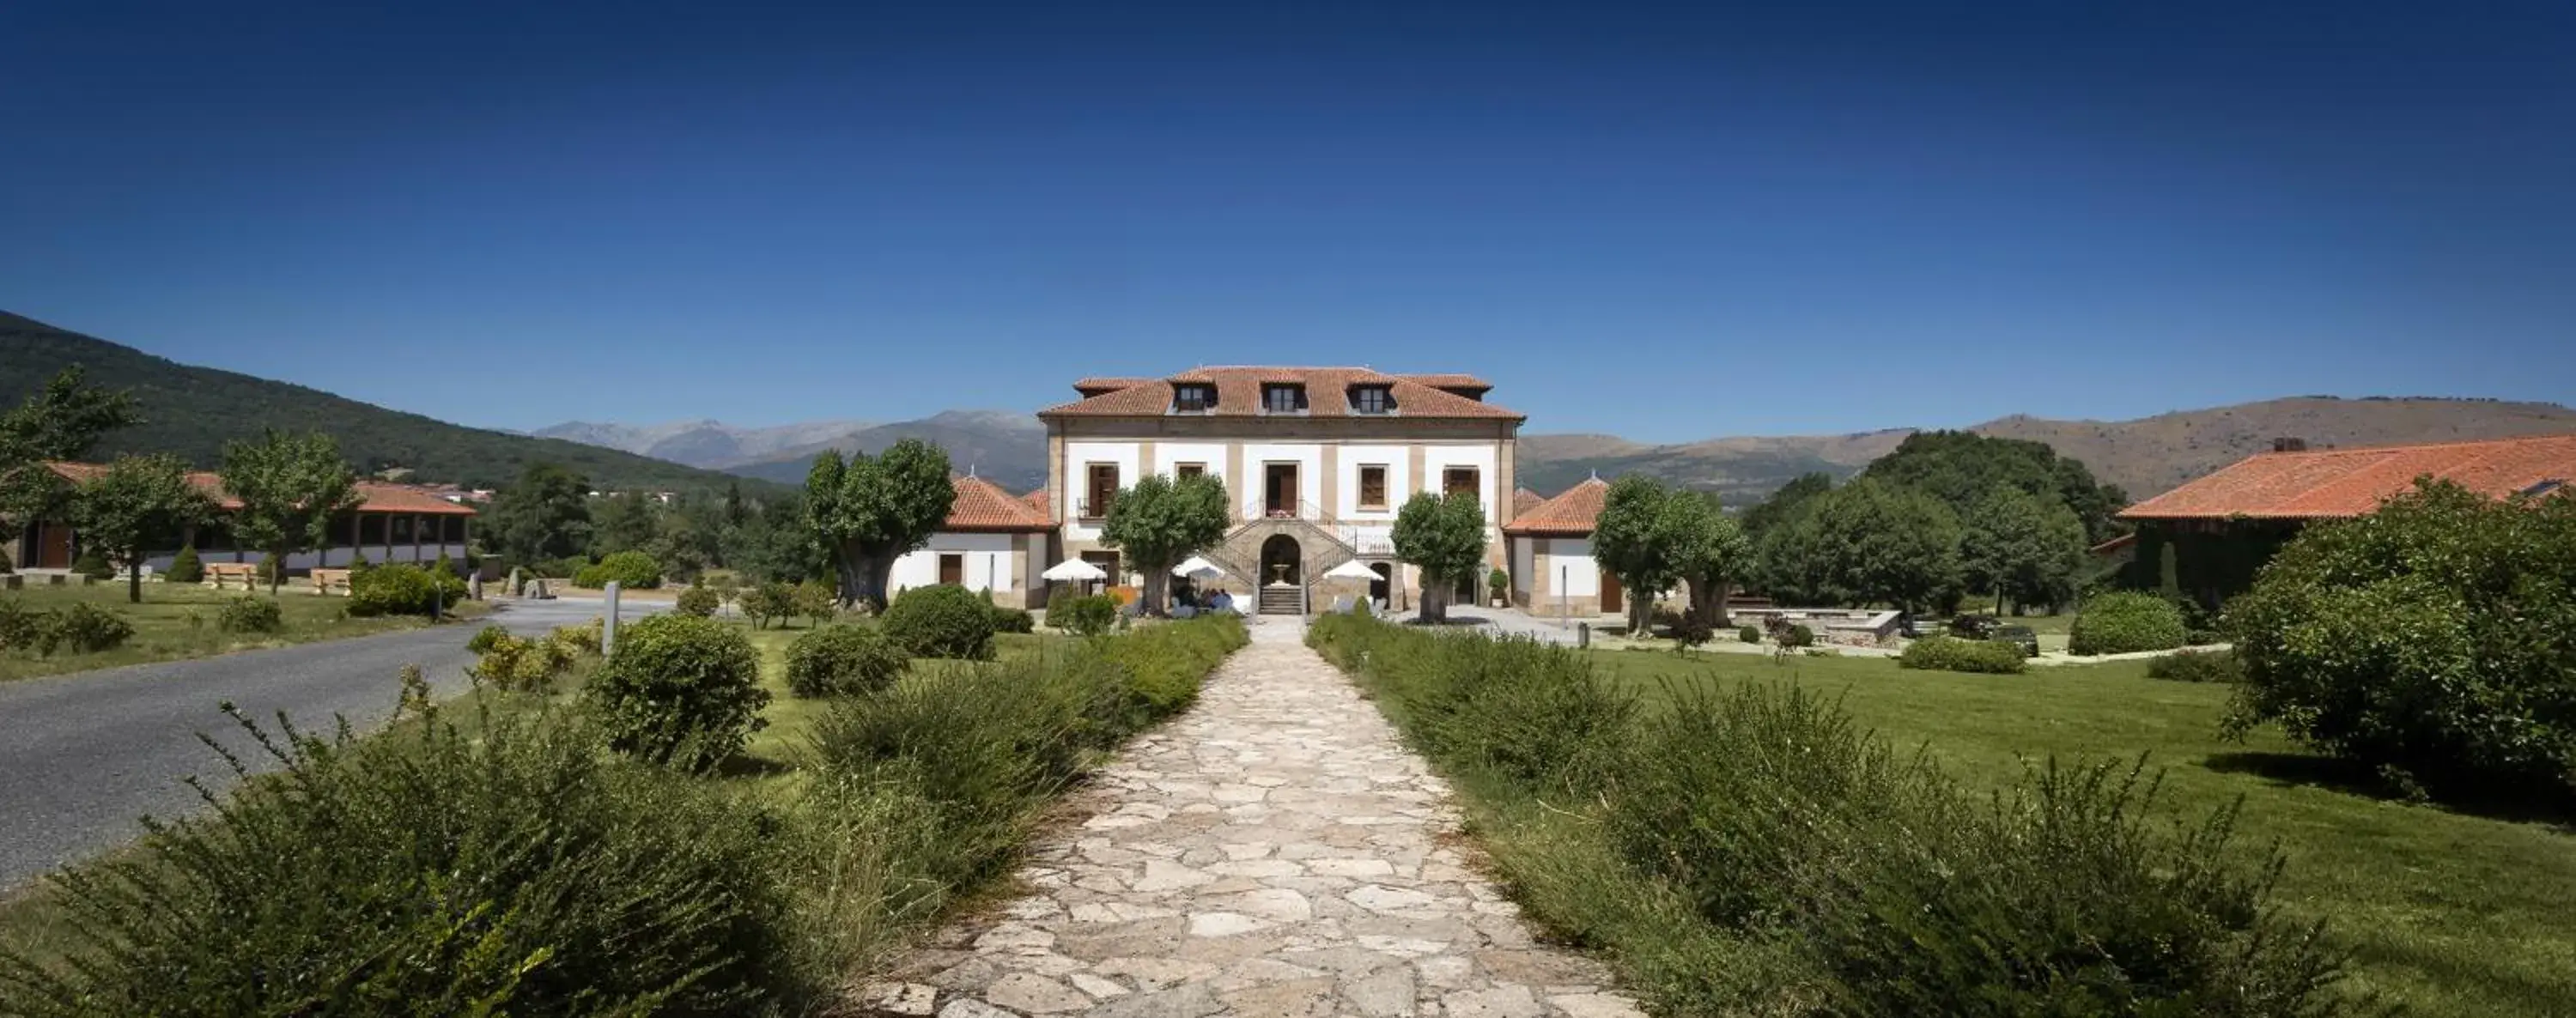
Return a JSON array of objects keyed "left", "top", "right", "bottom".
[
  {"left": 2226, "top": 480, "right": 2576, "bottom": 803},
  {"left": 216, "top": 595, "right": 283, "bottom": 634},
  {"left": 466, "top": 623, "right": 509, "bottom": 654},
  {"left": 1309, "top": 615, "right": 1635, "bottom": 796},
  {"left": 880, "top": 585, "right": 997, "bottom": 660},
  {"left": 1488, "top": 567, "right": 1510, "bottom": 601},
  {"left": 574, "top": 549, "right": 662, "bottom": 590},
  {"left": 786, "top": 624, "right": 909, "bottom": 698},
  {"left": 0, "top": 703, "right": 799, "bottom": 1015},
  {"left": 1668, "top": 610, "right": 1715, "bottom": 649},
  {"left": 0, "top": 544, "right": 10, "bottom": 573},
  {"left": 347, "top": 563, "right": 465, "bottom": 618},
  {"left": 1091, "top": 615, "right": 1249, "bottom": 727},
  {"left": 988, "top": 602, "right": 1035, "bottom": 634},
  {"left": 2069, "top": 591, "right": 2189, "bottom": 656},
  {"left": 741, "top": 582, "right": 794, "bottom": 630},
  {"left": 586, "top": 614, "right": 767, "bottom": 769},
  {"left": 676, "top": 585, "right": 720, "bottom": 618},
  {"left": 1898, "top": 634, "right": 2028, "bottom": 674},
  {"left": 793, "top": 580, "right": 838, "bottom": 627},
  {"left": 50, "top": 602, "right": 134, "bottom": 654},
  {"left": 1779, "top": 622, "right": 1815, "bottom": 649},
  {"left": 0, "top": 599, "right": 46, "bottom": 652},
  {"left": 256, "top": 555, "right": 283, "bottom": 588},
  {"left": 1739, "top": 624, "right": 1762, "bottom": 644},
  {"left": 1046, "top": 585, "right": 1079, "bottom": 621},
  {"left": 72, "top": 548, "right": 114, "bottom": 581},
  {"left": 2149, "top": 649, "right": 2245, "bottom": 683},
  {"left": 1054, "top": 594, "right": 1117, "bottom": 637},
  {"left": 164, "top": 544, "right": 204, "bottom": 585}
]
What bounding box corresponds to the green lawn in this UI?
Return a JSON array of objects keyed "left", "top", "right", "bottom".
[
  {"left": 0, "top": 581, "right": 489, "bottom": 683},
  {"left": 1587, "top": 647, "right": 2576, "bottom": 1016}
]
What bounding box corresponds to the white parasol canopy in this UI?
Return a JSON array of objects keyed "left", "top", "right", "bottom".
[
  {"left": 1042, "top": 558, "right": 1108, "bottom": 582},
  {"left": 1322, "top": 559, "right": 1383, "bottom": 580},
  {"left": 1171, "top": 555, "right": 1224, "bottom": 579}
]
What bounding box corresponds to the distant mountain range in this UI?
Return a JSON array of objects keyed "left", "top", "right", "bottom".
[
  {"left": 544, "top": 397, "right": 2576, "bottom": 506},
  {"left": 0, "top": 312, "right": 772, "bottom": 493}
]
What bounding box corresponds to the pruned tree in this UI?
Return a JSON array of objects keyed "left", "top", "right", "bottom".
[
  {"left": 1392, "top": 490, "right": 1487, "bottom": 623},
  {"left": 1591, "top": 476, "right": 1678, "bottom": 635},
  {"left": 805, "top": 439, "right": 953, "bottom": 612},
  {"left": 1808, "top": 476, "right": 1965, "bottom": 615},
  {"left": 1101, "top": 473, "right": 1230, "bottom": 616},
  {"left": 74, "top": 454, "right": 216, "bottom": 603},
  {"left": 488, "top": 463, "right": 593, "bottom": 565},
  {"left": 1662, "top": 492, "right": 1751, "bottom": 628},
  {"left": 221, "top": 430, "right": 363, "bottom": 593}
]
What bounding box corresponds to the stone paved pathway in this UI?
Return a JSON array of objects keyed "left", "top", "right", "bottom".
[{"left": 869, "top": 618, "right": 1644, "bottom": 1018}]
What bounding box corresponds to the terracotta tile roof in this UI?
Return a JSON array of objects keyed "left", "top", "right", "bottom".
[
  {"left": 1512, "top": 487, "right": 1546, "bottom": 515},
  {"left": 44, "top": 462, "right": 477, "bottom": 516},
  {"left": 1022, "top": 488, "right": 1051, "bottom": 515},
  {"left": 1072, "top": 377, "right": 1158, "bottom": 397},
  {"left": 943, "top": 475, "right": 1054, "bottom": 531},
  {"left": 1040, "top": 367, "right": 1522, "bottom": 421},
  {"left": 1503, "top": 477, "right": 1609, "bottom": 536},
  {"left": 2118, "top": 433, "right": 2576, "bottom": 520},
  {"left": 1400, "top": 373, "right": 1493, "bottom": 391}
]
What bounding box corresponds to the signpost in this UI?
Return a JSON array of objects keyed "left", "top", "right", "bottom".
[{"left": 603, "top": 581, "right": 621, "bottom": 655}]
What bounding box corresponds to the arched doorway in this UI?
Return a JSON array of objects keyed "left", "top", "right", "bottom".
[
  {"left": 1368, "top": 561, "right": 1391, "bottom": 609},
  {"left": 1259, "top": 534, "right": 1302, "bottom": 587}
]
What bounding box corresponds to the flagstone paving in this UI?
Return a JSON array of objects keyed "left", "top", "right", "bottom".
[{"left": 868, "top": 618, "right": 1644, "bottom": 1018}]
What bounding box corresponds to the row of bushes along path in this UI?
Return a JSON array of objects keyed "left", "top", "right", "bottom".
[{"left": 876, "top": 617, "right": 1644, "bottom": 1018}]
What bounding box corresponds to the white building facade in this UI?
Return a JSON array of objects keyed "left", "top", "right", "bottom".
[{"left": 1036, "top": 368, "right": 1525, "bottom": 613}]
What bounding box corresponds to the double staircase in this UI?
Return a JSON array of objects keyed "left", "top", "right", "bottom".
[{"left": 1205, "top": 512, "right": 1360, "bottom": 616}]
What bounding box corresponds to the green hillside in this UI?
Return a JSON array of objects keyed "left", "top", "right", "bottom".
[{"left": 0, "top": 312, "right": 763, "bottom": 493}]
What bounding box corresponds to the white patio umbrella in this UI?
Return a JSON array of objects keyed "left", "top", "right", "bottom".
[
  {"left": 1042, "top": 558, "right": 1108, "bottom": 583},
  {"left": 1322, "top": 559, "right": 1382, "bottom": 581},
  {"left": 1171, "top": 555, "right": 1224, "bottom": 579}
]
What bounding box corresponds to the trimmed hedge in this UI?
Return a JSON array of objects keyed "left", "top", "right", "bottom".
[
  {"left": 574, "top": 550, "right": 663, "bottom": 590},
  {"left": 2069, "top": 591, "right": 2189, "bottom": 656},
  {"left": 1053, "top": 594, "right": 1117, "bottom": 637},
  {"left": 880, "top": 585, "right": 996, "bottom": 660},
  {"left": 1899, "top": 634, "right": 2030, "bottom": 674},
  {"left": 785, "top": 624, "right": 908, "bottom": 698},
  {"left": 585, "top": 614, "right": 768, "bottom": 769},
  {"left": 675, "top": 585, "right": 720, "bottom": 618},
  {"left": 988, "top": 603, "right": 1035, "bottom": 634},
  {"left": 216, "top": 596, "right": 283, "bottom": 634},
  {"left": 165, "top": 545, "right": 204, "bottom": 585},
  {"left": 348, "top": 564, "right": 467, "bottom": 618},
  {"left": 1738, "top": 624, "right": 1762, "bottom": 644}
]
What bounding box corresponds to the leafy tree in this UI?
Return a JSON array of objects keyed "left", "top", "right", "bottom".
[
  {"left": 1959, "top": 487, "right": 2088, "bottom": 614},
  {"left": 1861, "top": 431, "right": 2128, "bottom": 543},
  {"left": 1741, "top": 471, "right": 1832, "bottom": 542},
  {"left": 221, "top": 430, "right": 362, "bottom": 594},
  {"left": 1662, "top": 491, "right": 1751, "bottom": 628},
  {"left": 588, "top": 491, "right": 659, "bottom": 559},
  {"left": 0, "top": 366, "right": 138, "bottom": 536},
  {"left": 1751, "top": 504, "right": 1843, "bottom": 606},
  {"left": 488, "top": 464, "right": 593, "bottom": 565},
  {"left": 805, "top": 439, "right": 954, "bottom": 612},
  {"left": 73, "top": 454, "right": 216, "bottom": 603},
  {"left": 1808, "top": 477, "right": 1964, "bottom": 614},
  {"left": 1592, "top": 476, "right": 1680, "bottom": 635},
  {"left": 1392, "top": 490, "right": 1486, "bottom": 623},
  {"left": 1101, "top": 473, "right": 1230, "bottom": 617},
  {"left": 727, "top": 493, "right": 825, "bottom": 584}
]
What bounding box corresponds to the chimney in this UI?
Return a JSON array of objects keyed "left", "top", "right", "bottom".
[{"left": 2272, "top": 437, "right": 2308, "bottom": 452}]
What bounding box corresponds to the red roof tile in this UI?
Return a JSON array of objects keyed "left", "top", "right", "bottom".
[
  {"left": 1503, "top": 478, "right": 1609, "bottom": 536},
  {"left": 2118, "top": 433, "right": 2576, "bottom": 520},
  {"left": 45, "top": 462, "right": 477, "bottom": 516},
  {"left": 1512, "top": 487, "right": 1546, "bottom": 515},
  {"left": 1041, "top": 367, "right": 1522, "bottom": 421},
  {"left": 943, "top": 475, "right": 1054, "bottom": 531}
]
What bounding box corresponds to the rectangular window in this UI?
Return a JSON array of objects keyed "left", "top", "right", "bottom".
[
  {"left": 1173, "top": 384, "right": 1216, "bottom": 412},
  {"left": 1351, "top": 386, "right": 1392, "bottom": 415},
  {"left": 1261, "top": 384, "right": 1305, "bottom": 414},
  {"left": 1358, "top": 464, "right": 1388, "bottom": 509},
  {"left": 1443, "top": 467, "right": 1479, "bottom": 499},
  {"left": 1176, "top": 463, "right": 1206, "bottom": 481},
  {"left": 1084, "top": 464, "right": 1118, "bottom": 518},
  {"left": 1081, "top": 549, "right": 1121, "bottom": 583},
  {"left": 938, "top": 553, "right": 963, "bottom": 586}
]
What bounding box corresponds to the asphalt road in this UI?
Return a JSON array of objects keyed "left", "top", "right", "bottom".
[{"left": 0, "top": 597, "right": 655, "bottom": 891}]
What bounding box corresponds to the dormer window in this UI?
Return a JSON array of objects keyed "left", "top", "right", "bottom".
[
  {"left": 1173, "top": 384, "right": 1216, "bottom": 413},
  {"left": 1350, "top": 385, "right": 1394, "bottom": 415},
  {"left": 1261, "top": 384, "right": 1307, "bottom": 414}
]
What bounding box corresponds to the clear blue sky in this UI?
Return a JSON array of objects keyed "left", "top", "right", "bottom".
[{"left": 3, "top": 1, "right": 2570, "bottom": 443}]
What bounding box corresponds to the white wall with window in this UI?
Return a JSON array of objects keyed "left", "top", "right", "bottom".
[
  {"left": 1240, "top": 443, "right": 1324, "bottom": 519},
  {"left": 1542, "top": 536, "right": 1601, "bottom": 597},
  {"left": 1421, "top": 444, "right": 1502, "bottom": 522},
  {"left": 1064, "top": 440, "right": 1141, "bottom": 540},
  {"left": 889, "top": 532, "right": 1022, "bottom": 597},
  {"left": 1334, "top": 444, "right": 1409, "bottom": 521},
  {"left": 1153, "top": 442, "right": 1230, "bottom": 494}
]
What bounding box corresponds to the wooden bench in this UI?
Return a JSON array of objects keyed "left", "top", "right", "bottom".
[
  {"left": 204, "top": 563, "right": 262, "bottom": 591},
  {"left": 310, "top": 567, "right": 353, "bottom": 596}
]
